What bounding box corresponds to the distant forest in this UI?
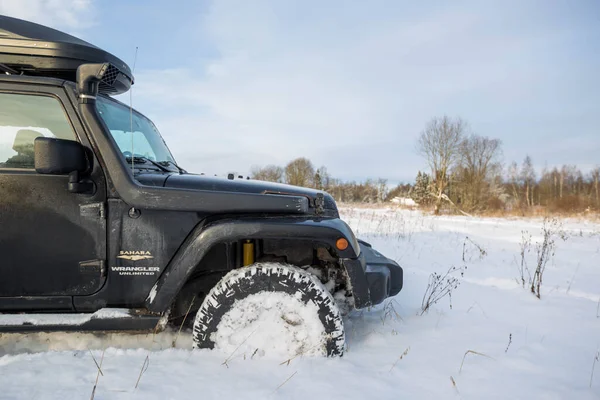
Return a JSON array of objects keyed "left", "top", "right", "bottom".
[{"left": 251, "top": 116, "right": 599, "bottom": 215}]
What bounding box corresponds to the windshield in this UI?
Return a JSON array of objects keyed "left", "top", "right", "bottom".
[{"left": 96, "top": 96, "right": 176, "bottom": 165}]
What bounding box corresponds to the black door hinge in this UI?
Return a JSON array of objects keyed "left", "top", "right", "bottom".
[
  {"left": 79, "top": 259, "right": 106, "bottom": 276},
  {"left": 80, "top": 202, "right": 106, "bottom": 220}
]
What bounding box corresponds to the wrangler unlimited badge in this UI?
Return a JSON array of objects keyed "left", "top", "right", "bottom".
[
  {"left": 111, "top": 266, "right": 160, "bottom": 276},
  {"left": 114, "top": 251, "right": 159, "bottom": 276}
]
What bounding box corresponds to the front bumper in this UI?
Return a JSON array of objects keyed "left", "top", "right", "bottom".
[{"left": 342, "top": 240, "right": 403, "bottom": 309}]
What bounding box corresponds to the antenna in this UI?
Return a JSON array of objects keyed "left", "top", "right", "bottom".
[{"left": 130, "top": 46, "right": 139, "bottom": 175}]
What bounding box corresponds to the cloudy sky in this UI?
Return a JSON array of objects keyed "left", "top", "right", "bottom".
[{"left": 2, "top": 0, "right": 599, "bottom": 184}]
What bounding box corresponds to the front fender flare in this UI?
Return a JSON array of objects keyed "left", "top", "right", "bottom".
[{"left": 145, "top": 217, "right": 360, "bottom": 312}]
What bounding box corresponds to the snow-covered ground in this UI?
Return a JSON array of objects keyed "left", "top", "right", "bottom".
[{"left": 1, "top": 207, "right": 599, "bottom": 399}]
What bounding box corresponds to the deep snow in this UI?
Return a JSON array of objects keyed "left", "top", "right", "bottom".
[{"left": 1, "top": 207, "right": 599, "bottom": 399}]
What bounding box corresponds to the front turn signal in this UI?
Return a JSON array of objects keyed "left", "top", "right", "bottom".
[{"left": 336, "top": 238, "right": 349, "bottom": 251}]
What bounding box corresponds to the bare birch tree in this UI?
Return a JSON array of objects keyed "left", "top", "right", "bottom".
[
  {"left": 417, "top": 116, "right": 466, "bottom": 214},
  {"left": 250, "top": 165, "right": 284, "bottom": 182},
  {"left": 520, "top": 156, "right": 536, "bottom": 207}
]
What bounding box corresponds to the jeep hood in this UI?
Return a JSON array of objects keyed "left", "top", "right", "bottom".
[{"left": 137, "top": 173, "right": 338, "bottom": 214}]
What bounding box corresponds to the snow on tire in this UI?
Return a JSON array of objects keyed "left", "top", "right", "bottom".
[{"left": 192, "top": 263, "right": 345, "bottom": 357}]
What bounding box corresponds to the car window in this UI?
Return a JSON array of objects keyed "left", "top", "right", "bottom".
[
  {"left": 96, "top": 96, "right": 175, "bottom": 164},
  {"left": 110, "top": 130, "right": 158, "bottom": 161},
  {"left": 0, "top": 93, "right": 77, "bottom": 169}
]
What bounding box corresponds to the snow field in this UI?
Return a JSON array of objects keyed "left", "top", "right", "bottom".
[{"left": 0, "top": 207, "right": 599, "bottom": 399}]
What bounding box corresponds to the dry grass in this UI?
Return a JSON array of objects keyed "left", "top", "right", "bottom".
[
  {"left": 462, "top": 236, "right": 487, "bottom": 262},
  {"left": 381, "top": 299, "right": 403, "bottom": 325},
  {"left": 222, "top": 328, "right": 259, "bottom": 368},
  {"left": 469, "top": 207, "right": 599, "bottom": 221},
  {"left": 338, "top": 202, "right": 416, "bottom": 210},
  {"left": 135, "top": 355, "right": 150, "bottom": 389},
  {"left": 450, "top": 376, "right": 459, "bottom": 394},
  {"left": 505, "top": 333, "right": 512, "bottom": 353},
  {"left": 459, "top": 350, "right": 494, "bottom": 374},
  {"left": 88, "top": 349, "right": 104, "bottom": 377},
  {"left": 517, "top": 231, "right": 532, "bottom": 288},
  {"left": 421, "top": 266, "right": 463, "bottom": 315},
  {"left": 530, "top": 218, "right": 568, "bottom": 299},
  {"left": 172, "top": 297, "right": 195, "bottom": 348},
  {"left": 338, "top": 202, "right": 600, "bottom": 221},
  {"left": 591, "top": 350, "right": 600, "bottom": 388},
  {"left": 389, "top": 347, "right": 411, "bottom": 372},
  {"left": 89, "top": 349, "right": 106, "bottom": 400},
  {"left": 273, "top": 371, "right": 298, "bottom": 393}
]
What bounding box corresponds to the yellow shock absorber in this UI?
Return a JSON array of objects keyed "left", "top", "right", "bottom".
[{"left": 243, "top": 240, "right": 254, "bottom": 266}]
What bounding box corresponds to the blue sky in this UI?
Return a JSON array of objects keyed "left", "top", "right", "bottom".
[{"left": 2, "top": 0, "right": 599, "bottom": 184}]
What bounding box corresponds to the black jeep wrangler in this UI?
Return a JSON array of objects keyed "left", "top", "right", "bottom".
[{"left": 0, "top": 16, "right": 403, "bottom": 356}]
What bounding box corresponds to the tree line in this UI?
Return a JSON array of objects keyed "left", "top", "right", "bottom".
[
  {"left": 250, "top": 158, "right": 392, "bottom": 203},
  {"left": 250, "top": 115, "right": 599, "bottom": 215},
  {"left": 415, "top": 116, "right": 599, "bottom": 214}
]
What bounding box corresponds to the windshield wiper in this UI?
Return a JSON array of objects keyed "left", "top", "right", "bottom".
[
  {"left": 158, "top": 160, "right": 187, "bottom": 174},
  {"left": 125, "top": 156, "right": 171, "bottom": 173}
]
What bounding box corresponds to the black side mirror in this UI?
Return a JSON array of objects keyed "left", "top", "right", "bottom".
[
  {"left": 34, "top": 137, "right": 93, "bottom": 193},
  {"left": 34, "top": 137, "right": 87, "bottom": 174}
]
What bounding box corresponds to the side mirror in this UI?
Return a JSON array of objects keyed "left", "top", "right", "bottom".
[
  {"left": 34, "top": 137, "right": 87, "bottom": 175},
  {"left": 34, "top": 137, "right": 93, "bottom": 193}
]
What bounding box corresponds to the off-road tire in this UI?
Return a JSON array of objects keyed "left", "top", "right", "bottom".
[{"left": 192, "top": 263, "right": 345, "bottom": 356}]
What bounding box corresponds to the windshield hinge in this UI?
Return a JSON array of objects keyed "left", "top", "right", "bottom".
[{"left": 315, "top": 193, "right": 325, "bottom": 215}]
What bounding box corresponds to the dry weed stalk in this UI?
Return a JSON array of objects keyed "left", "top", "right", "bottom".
[
  {"left": 518, "top": 230, "right": 532, "bottom": 287},
  {"left": 459, "top": 350, "right": 494, "bottom": 374},
  {"left": 389, "top": 347, "right": 410, "bottom": 372},
  {"left": 450, "top": 376, "right": 459, "bottom": 394},
  {"left": 505, "top": 333, "right": 512, "bottom": 353},
  {"left": 89, "top": 349, "right": 106, "bottom": 400},
  {"left": 462, "top": 236, "right": 487, "bottom": 262},
  {"left": 381, "top": 299, "right": 402, "bottom": 325},
  {"left": 279, "top": 333, "right": 337, "bottom": 366},
  {"left": 531, "top": 218, "right": 567, "bottom": 299},
  {"left": 273, "top": 371, "right": 298, "bottom": 393},
  {"left": 222, "top": 328, "right": 259, "bottom": 368},
  {"left": 591, "top": 350, "right": 600, "bottom": 388},
  {"left": 88, "top": 348, "right": 104, "bottom": 377},
  {"left": 172, "top": 297, "right": 195, "bottom": 348},
  {"left": 421, "top": 266, "right": 463, "bottom": 315},
  {"left": 135, "top": 355, "right": 150, "bottom": 389},
  {"left": 466, "top": 302, "right": 487, "bottom": 318}
]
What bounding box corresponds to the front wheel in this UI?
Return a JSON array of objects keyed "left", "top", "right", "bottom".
[{"left": 192, "top": 263, "right": 345, "bottom": 357}]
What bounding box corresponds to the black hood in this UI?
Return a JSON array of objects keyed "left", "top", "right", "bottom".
[{"left": 136, "top": 172, "right": 338, "bottom": 214}]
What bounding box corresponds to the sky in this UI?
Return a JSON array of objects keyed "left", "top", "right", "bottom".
[{"left": 1, "top": 0, "right": 599, "bottom": 184}]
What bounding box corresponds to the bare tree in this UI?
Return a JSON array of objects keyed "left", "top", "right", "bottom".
[
  {"left": 508, "top": 161, "right": 520, "bottom": 207},
  {"left": 455, "top": 135, "right": 502, "bottom": 211},
  {"left": 285, "top": 157, "right": 315, "bottom": 187},
  {"left": 314, "top": 166, "right": 332, "bottom": 191},
  {"left": 250, "top": 165, "right": 284, "bottom": 183},
  {"left": 316, "top": 166, "right": 332, "bottom": 190},
  {"left": 417, "top": 116, "right": 467, "bottom": 214},
  {"left": 377, "top": 178, "right": 388, "bottom": 203},
  {"left": 591, "top": 167, "right": 600, "bottom": 207},
  {"left": 520, "top": 156, "right": 536, "bottom": 207}
]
